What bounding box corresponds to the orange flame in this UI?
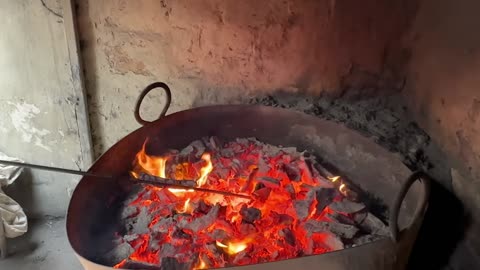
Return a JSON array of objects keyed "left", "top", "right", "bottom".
[
  {"left": 328, "top": 176, "right": 340, "bottom": 183},
  {"left": 136, "top": 140, "right": 168, "bottom": 178},
  {"left": 215, "top": 241, "right": 228, "bottom": 248},
  {"left": 197, "top": 153, "right": 213, "bottom": 186},
  {"left": 339, "top": 183, "right": 347, "bottom": 196},
  {"left": 177, "top": 198, "right": 192, "bottom": 214},
  {"left": 194, "top": 257, "right": 208, "bottom": 269},
  {"left": 216, "top": 239, "right": 250, "bottom": 255}
]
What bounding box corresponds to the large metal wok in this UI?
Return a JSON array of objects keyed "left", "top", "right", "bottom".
[{"left": 67, "top": 82, "right": 430, "bottom": 270}]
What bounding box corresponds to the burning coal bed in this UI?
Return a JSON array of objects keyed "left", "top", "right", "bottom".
[{"left": 110, "top": 137, "right": 390, "bottom": 270}]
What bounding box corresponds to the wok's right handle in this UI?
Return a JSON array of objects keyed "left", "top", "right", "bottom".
[
  {"left": 134, "top": 82, "right": 172, "bottom": 126},
  {"left": 0, "top": 219, "right": 6, "bottom": 258},
  {"left": 389, "top": 171, "right": 431, "bottom": 242}
]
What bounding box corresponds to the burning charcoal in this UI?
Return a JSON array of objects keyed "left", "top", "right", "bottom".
[
  {"left": 253, "top": 187, "right": 271, "bottom": 201},
  {"left": 304, "top": 220, "right": 359, "bottom": 239},
  {"left": 179, "top": 145, "right": 194, "bottom": 156},
  {"left": 231, "top": 159, "right": 243, "bottom": 172},
  {"left": 159, "top": 243, "right": 177, "bottom": 257},
  {"left": 220, "top": 148, "right": 234, "bottom": 158},
  {"left": 181, "top": 204, "right": 220, "bottom": 232},
  {"left": 258, "top": 176, "right": 281, "bottom": 188},
  {"left": 197, "top": 254, "right": 213, "bottom": 269},
  {"left": 294, "top": 190, "right": 315, "bottom": 220},
  {"left": 270, "top": 211, "right": 295, "bottom": 225},
  {"left": 240, "top": 206, "right": 261, "bottom": 223},
  {"left": 155, "top": 188, "right": 179, "bottom": 203},
  {"left": 329, "top": 199, "right": 365, "bottom": 214},
  {"left": 236, "top": 138, "right": 251, "bottom": 146},
  {"left": 151, "top": 217, "right": 176, "bottom": 233},
  {"left": 210, "top": 136, "right": 222, "bottom": 150},
  {"left": 279, "top": 228, "right": 296, "bottom": 246},
  {"left": 285, "top": 183, "right": 296, "bottom": 198},
  {"left": 205, "top": 243, "right": 221, "bottom": 255},
  {"left": 196, "top": 200, "right": 212, "bottom": 214},
  {"left": 358, "top": 213, "right": 389, "bottom": 236},
  {"left": 306, "top": 232, "right": 344, "bottom": 255},
  {"left": 189, "top": 140, "right": 206, "bottom": 157},
  {"left": 318, "top": 232, "right": 345, "bottom": 251},
  {"left": 305, "top": 159, "right": 333, "bottom": 186},
  {"left": 149, "top": 232, "right": 167, "bottom": 250},
  {"left": 257, "top": 157, "right": 270, "bottom": 174},
  {"left": 315, "top": 187, "right": 336, "bottom": 213},
  {"left": 209, "top": 229, "right": 228, "bottom": 240},
  {"left": 353, "top": 211, "right": 368, "bottom": 224},
  {"left": 131, "top": 207, "right": 151, "bottom": 234},
  {"left": 123, "top": 234, "right": 139, "bottom": 242},
  {"left": 160, "top": 257, "right": 189, "bottom": 270},
  {"left": 239, "top": 223, "right": 257, "bottom": 235},
  {"left": 262, "top": 144, "right": 281, "bottom": 157},
  {"left": 172, "top": 228, "right": 192, "bottom": 240},
  {"left": 352, "top": 234, "right": 385, "bottom": 247},
  {"left": 254, "top": 182, "right": 265, "bottom": 191},
  {"left": 283, "top": 163, "right": 301, "bottom": 181},
  {"left": 326, "top": 212, "right": 355, "bottom": 226},
  {"left": 105, "top": 241, "right": 134, "bottom": 263},
  {"left": 232, "top": 251, "right": 250, "bottom": 265},
  {"left": 241, "top": 167, "right": 259, "bottom": 192},
  {"left": 121, "top": 205, "right": 138, "bottom": 219},
  {"left": 313, "top": 162, "right": 335, "bottom": 179}
]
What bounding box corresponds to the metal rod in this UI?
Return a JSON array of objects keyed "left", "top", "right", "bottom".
[
  {"left": 136, "top": 177, "right": 251, "bottom": 199},
  {"left": 0, "top": 159, "right": 111, "bottom": 178},
  {"left": 0, "top": 159, "right": 251, "bottom": 199}
]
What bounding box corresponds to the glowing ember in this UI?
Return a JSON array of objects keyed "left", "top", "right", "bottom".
[{"left": 112, "top": 137, "right": 389, "bottom": 269}]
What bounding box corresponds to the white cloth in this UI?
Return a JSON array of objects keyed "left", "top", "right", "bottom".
[{"left": 0, "top": 152, "right": 27, "bottom": 238}]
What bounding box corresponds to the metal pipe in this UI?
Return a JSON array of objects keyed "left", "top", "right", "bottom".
[
  {"left": 0, "top": 160, "right": 111, "bottom": 178},
  {"left": 0, "top": 160, "right": 250, "bottom": 199}
]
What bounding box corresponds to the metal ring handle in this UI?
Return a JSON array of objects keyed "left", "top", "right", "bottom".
[
  {"left": 134, "top": 82, "right": 172, "bottom": 125},
  {"left": 389, "top": 171, "right": 430, "bottom": 242}
]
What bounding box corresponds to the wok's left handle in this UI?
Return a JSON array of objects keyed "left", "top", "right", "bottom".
[
  {"left": 134, "top": 82, "right": 172, "bottom": 125},
  {"left": 389, "top": 171, "right": 431, "bottom": 242}
]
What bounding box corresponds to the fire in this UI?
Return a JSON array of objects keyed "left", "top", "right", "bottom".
[
  {"left": 194, "top": 257, "right": 207, "bottom": 269},
  {"left": 216, "top": 240, "right": 250, "bottom": 255},
  {"left": 197, "top": 153, "right": 213, "bottom": 186},
  {"left": 328, "top": 176, "right": 340, "bottom": 183},
  {"left": 177, "top": 198, "right": 192, "bottom": 214},
  {"left": 215, "top": 241, "right": 228, "bottom": 248},
  {"left": 136, "top": 140, "right": 168, "bottom": 178},
  {"left": 328, "top": 176, "right": 351, "bottom": 197}
]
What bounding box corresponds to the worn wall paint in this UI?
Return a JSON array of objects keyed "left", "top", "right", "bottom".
[
  {"left": 0, "top": 0, "right": 86, "bottom": 217},
  {"left": 77, "top": 0, "right": 415, "bottom": 156},
  {"left": 405, "top": 0, "right": 480, "bottom": 266}
]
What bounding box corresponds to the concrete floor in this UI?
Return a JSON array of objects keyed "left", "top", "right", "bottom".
[{"left": 0, "top": 217, "right": 83, "bottom": 270}]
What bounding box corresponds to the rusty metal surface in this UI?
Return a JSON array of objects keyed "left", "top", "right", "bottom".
[{"left": 67, "top": 104, "right": 429, "bottom": 270}]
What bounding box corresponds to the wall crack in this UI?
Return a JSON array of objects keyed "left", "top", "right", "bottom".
[{"left": 40, "top": 0, "right": 63, "bottom": 19}]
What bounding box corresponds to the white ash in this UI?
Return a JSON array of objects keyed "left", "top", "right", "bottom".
[
  {"left": 179, "top": 204, "right": 220, "bottom": 232},
  {"left": 304, "top": 220, "right": 359, "bottom": 239},
  {"left": 105, "top": 241, "right": 134, "bottom": 263},
  {"left": 358, "top": 213, "right": 389, "bottom": 236},
  {"left": 128, "top": 207, "right": 151, "bottom": 235},
  {"left": 294, "top": 189, "right": 316, "bottom": 220},
  {"left": 329, "top": 199, "right": 366, "bottom": 214}
]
